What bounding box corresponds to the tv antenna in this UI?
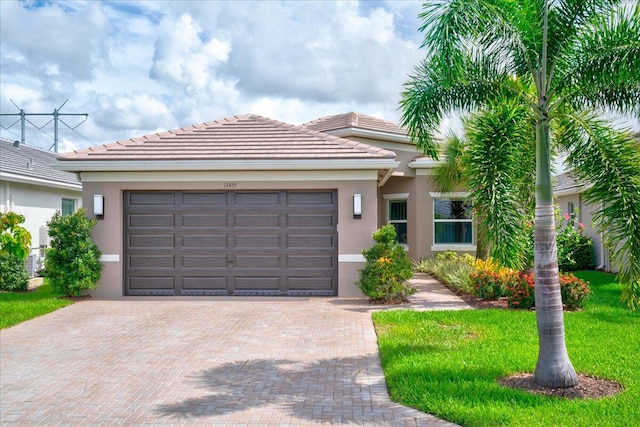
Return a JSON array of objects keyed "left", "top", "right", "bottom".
[{"left": 0, "top": 99, "right": 88, "bottom": 152}]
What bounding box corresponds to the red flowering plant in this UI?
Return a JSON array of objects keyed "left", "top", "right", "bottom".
[
  {"left": 505, "top": 273, "right": 535, "bottom": 309},
  {"left": 559, "top": 273, "right": 592, "bottom": 309}
]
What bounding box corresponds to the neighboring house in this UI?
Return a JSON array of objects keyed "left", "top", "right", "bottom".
[
  {"left": 0, "top": 137, "right": 82, "bottom": 273},
  {"left": 555, "top": 171, "right": 610, "bottom": 271},
  {"left": 56, "top": 113, "right": 474, "bottom": 298}
]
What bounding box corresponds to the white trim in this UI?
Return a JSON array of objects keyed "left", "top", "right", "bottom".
[
  {"left": 0, "top": 172, "right": 82, "bottom": 191},
  {"left": 431, "top": 245, "right": 476, "bottom": 252},
  {"left": 378, "top": 168, "right": 395, "bottom": 187},
  {"left": 555, "top": 183, "right": 592, "bottom": 197},
  {"left": 429, "top": 191, "right": 470, "bottom": 198},
  {"left": 99, "top": 254, "right": 120, "bottom": 262},
  {"left": 338, "top": 254, "right": 366, "bottom": 262},
  {"left": 77, "top": 170, "right": 380, "bottom": 183},
  {"left": 383, "top": 193, "right": 410, "bottom": 200},
  {"left": 409, "top": 158, "right": 441, "bottom": 169},
  {"left": 325, "top": 128, "right": 412, "bottom": 144},
  {"left": 54, "top": 159, "right": 400, "bottom": 173}
]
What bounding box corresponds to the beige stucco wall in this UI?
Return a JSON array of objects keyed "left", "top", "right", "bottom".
[{"left": 79, "top": 170, "right": 379, "bottom": 299}]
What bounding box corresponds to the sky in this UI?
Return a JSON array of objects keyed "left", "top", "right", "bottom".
[{"left": 0, "top": 0, "right": 435, "bottom": 153}]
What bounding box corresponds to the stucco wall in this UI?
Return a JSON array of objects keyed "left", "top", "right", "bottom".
[
  {"left": 79, "top": 171, "right": 379, "bottom": 299},
  {"left": 0, "top": 180, "right": 82, "bottom": 250},
  {"left": 557, "top": 193, "right": 604, "bottom": 268}
]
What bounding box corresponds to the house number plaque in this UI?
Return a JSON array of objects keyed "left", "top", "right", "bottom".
[{"left": 223, "top": 182, "right": 237, "bottom": 189}]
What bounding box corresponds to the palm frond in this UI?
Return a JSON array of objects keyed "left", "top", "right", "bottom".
[
  {"left": 555, "top": 111, "right": 640, "bottom": 308},
  {"left": 431, "top": 132, "right": 467, "bottom": 192}
]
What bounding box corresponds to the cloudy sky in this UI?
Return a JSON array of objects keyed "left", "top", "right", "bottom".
[{"left": 0, "top": 0, "right": 432, "bottom": 153}]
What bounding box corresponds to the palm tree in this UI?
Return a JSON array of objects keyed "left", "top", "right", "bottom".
[{"left": 401, "top": 0, "right": 640, "bottom": 387}]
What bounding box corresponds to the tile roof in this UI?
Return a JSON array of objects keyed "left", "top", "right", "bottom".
[
  {"left": 0, "top": 138, "right": 81, "bottom": 187},
  {"left": 303, "top": 112, "right": 408, "bottom": 136},
  {"left": 555, "top": 171, "right": 586, "bottom": 193},
  {"left": 59, "top": 114, "right": 396, "bottom": 162}
]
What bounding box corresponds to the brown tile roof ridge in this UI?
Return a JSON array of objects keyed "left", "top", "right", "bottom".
[
  {"left": 303, "top": 112, "right": 408, "bottom": 136},
  {"left": 58, "top": 113, "right": 396, "bottom": 161}
]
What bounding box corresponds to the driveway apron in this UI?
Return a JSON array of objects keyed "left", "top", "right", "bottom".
[{"left": 1, "top": 293, "right": 460, "bottom": 426}]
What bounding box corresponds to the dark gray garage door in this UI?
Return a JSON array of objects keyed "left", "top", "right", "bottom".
[{"left": 124, "top": 190, "right": 338, "bottom": 296}]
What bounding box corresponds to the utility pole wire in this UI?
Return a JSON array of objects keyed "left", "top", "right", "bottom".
[{"left": 0, "top": 99, "right": 88, "bottom": 152}]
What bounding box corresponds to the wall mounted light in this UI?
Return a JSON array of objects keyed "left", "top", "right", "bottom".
[
  {"left": 353, "top": 193, "right": 362, "bottom": 219},
  {"left": 93, "top": 194, "right": 104, "bottom": 218}
]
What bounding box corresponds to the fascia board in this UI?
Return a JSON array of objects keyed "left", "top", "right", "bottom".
[
  {"left": 409, "top": 159, "right": 441, "bottom": 168},
  {"left": 53, "top": 159, "right": 400, "bottom": 172},
  {"left": 0, "top": 172, "right": 82, "bottom": 191}
]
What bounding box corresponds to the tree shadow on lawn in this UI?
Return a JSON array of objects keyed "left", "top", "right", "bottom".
[{"left": 155, "top": 356, "right": 431, "bottom": 424}]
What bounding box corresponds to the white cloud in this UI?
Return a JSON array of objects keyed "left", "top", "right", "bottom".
[{"left": 0, "top": 0, "right": 428, "bottom": 151}]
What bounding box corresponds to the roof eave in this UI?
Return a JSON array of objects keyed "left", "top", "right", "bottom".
[
  {"left": 0, "top": 171, "right": 82, "bottom": 190},
  {"left": 53, "top": 159, "right": 400, "bottom": 172},
  {"left": 323, "top": 128, "right": 412, "bottom": 144}
]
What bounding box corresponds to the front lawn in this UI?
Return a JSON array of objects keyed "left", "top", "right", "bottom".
[
  {"left": 0, "top": 282, "right": 73, "bottom": 329},
  {"left": 373, "top": 271, "right": 640, "bottom": 426}
]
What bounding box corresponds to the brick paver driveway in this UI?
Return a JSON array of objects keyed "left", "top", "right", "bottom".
[{"left": 1, "top": 294, "right": 459, "bottom": 426}]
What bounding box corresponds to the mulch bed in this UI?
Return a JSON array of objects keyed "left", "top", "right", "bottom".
[{"left": 499, "top": 373, "right": 623, "bottom": 399}]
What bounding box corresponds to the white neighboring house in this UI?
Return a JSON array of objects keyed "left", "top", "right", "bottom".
[{"left": 0, "top": 138, "right": 82, "bottom": 274}]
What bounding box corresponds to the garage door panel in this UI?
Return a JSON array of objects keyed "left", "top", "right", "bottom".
[
  {"left": 235, "top": 234, "right": 280, "bottom": 249},
  {"left": 235, "top": 192, "right": 280, "bottom": 206},
  {"left": 129, "top": 192, "right": 175, "bottom": 206},
  {"left": 129, "top": 214, "right": 174, "bottom": 228},
  {"left": 124, "top": 190, "right": 337, "bottom": 296},
  {"left": 287, "top": 235, "right": 334, "bottom": 249},
  {"left": 129, "top": 235, "right": 174, "bottom": 249},
  {"left": 234, "top": 213, "right": 280, "bottom": 228},
  {"left": 287, "top": 213, "right": 334, "bottom": 228},
  {"left": 182, "top": 214, "right": 227, "bottom": 228},
  {"left": 182, "top": 255, "right": 228, "bottom": 269},
  {"left": 182, "top": 192, "right": 227, "bottom": 206},
  {"left": 235, "top": 254, "right": 281, "bottom": 268},
  {"left": 129, "top": 254, "right": 175, "bottom": 269},
  {"left": 182, "top": 276, "right": 227, "bottom": 290},
  {"left": 129, "top": 276, "right": 175, "bottom": 291},
  {"left": 287, "top": 191, "right": 334, "bottom": 206},
  {"left": 287, "top": 254, "right": 334, "bottom": 268},
  {"left": 182, "top": 235, "right": 227, "bottom": 249}
]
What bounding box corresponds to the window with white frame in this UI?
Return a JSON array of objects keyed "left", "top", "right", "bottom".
[
  {"left": 433, "top": 198, "right": 473, "bottom": 244},
  {"left": 388, "top": 199, "right": 408, "bottom": 244}
]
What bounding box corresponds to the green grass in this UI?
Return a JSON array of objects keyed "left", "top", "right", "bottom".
[
  {"left": 0, "top": 282, "right": 73, "bottom": 329},
  {"left": 373, "top": 271, "right": 640, "bottom": 426}
]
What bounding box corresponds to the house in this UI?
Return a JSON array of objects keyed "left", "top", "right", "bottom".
[
  {"left": 56, "top": 113, "right": 475, "bottom": 298},
  {"left": 0, "top": 138, "right": 82, "bottom": 273}
]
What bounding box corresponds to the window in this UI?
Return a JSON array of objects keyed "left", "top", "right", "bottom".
[
  {"left": 61, "top": 198, "right": 76, "bottom": 216},
  {"left": 388, "top": 200, "right": 408, "bottom": 244},
  {"left": 434, "top": 198, "right": 473, "bottom": 244}
]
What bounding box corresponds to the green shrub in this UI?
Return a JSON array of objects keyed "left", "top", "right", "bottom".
[
  {"left": 557, "top": 213, "right": 595, "bottom": 271},
  {"left": 0, "top": 212, "right": 32, "bottom": 260},
  {"left": 505, "top": 272, "right": 535, "bottom": 309},
  {"left": 560, "top": 273, "right": 592, "bottom": 309},
  {"left": 45, "top": 209, "right": 102, "bottom": 296},
  {"left": 0, "top": 253, "right": 29, "bottom": 291},
  {"left": 358, "top": 225, "right": 415, "bottom": 303},
  {"left": 469, "top": 258, "right": 516, "bottom": 300}
]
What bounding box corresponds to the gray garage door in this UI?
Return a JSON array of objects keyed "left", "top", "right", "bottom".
[{"left": 124, "top": 190, "right": 338, "bottom": 296}]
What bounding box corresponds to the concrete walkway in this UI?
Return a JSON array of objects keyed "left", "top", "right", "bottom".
[{"left": 1, "top": 275, "right": 467, "bottom": 426}]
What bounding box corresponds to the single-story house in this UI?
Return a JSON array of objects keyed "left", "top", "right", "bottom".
[
  {"left": 56, "top": 113, "right": 476, "bottom": 298},
  {"left": 0, "top": 138, "right": 82, "bottom": 274}
]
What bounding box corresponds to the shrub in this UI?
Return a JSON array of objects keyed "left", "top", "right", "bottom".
[
  {"left": 45, "top": 209, "right": 102, "bottom": 296},
  {"left": 414, "top": 253, "right": 476, "bottom": 294},
  {"left": 560, "top": 273, "right": 592, "bottom": 309},
  {"left": 505, "top": 273, "right": 535, "bottom": 309},
  {"left": 0, "top": 212, "right": 32, "bottom": 260},
  {"left": 358, "top": 225, "right": 415, "bottom": 303},
  {"left": 469, "top": 258, "right": 516, "bottom": 300},
  {"left": 0, "top": 253, "right": 29, "bottom": 291},
  {"left": 556, "top": 212, "right": 595, "bottom": 271}
]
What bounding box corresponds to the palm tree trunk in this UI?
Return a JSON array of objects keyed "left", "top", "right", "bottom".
[{"left": 533, "top": 105, "right": 578, "bottom": 388}]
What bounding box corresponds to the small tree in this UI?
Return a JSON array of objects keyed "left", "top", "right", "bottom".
[
  {"left": 45, "top": 209, "right": 102, "bottom": 296},
  {"left": 357, "top": 225, "right": 415, "bottom": 303},
  {"left": 0, "top": 212, "right": 32, "bottom": 291}
]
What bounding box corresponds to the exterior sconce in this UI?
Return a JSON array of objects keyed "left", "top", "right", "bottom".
[
  {"left": 93, "top": 194, "right": 104, "bottom": 218},
  {"left": 353, "top": 193, "right": 362, "bottom": 219}
]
